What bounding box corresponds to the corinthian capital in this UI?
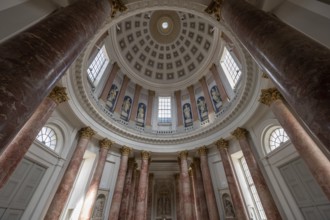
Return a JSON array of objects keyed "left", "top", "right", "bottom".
[
  {"left": 197, "top": 146, "right": 208, "bottom": 156},
  {"left": 259, "top": 88, "right": 283, "bottom": 106},
  {"left": 216, "top": 138, "right": 229, "bottom": 149},
  {"left": 231, "top": 127, "right": 248, "bottom": 140},
  {"left": 99, "top": 138, "right": 113, "bottom": 150},
  {"left": 121, "top": 146, "right": 132, "bottom": 156},
  {"left": 141, "top": 151, "right": 150, "bottom": 160},
  {"left": 179, "top": 150, "right": 188, "bottom": 160},
  {"left": 48, "top": 86, "right": 69, "bottom": 104},
  {"left": 79, "top": 127, "right": 96, "bottom": 139}
]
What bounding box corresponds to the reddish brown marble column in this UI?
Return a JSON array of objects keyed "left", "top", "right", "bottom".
[
  {"left": 221, "top": 0, "right": 330, "bottom": 149},
  {"left": 135, "top": 151, "right": 151, "bottom": 220},
  {"left": 146, "top": 173, "right": 154, "bottom": 220},
  {"left": 175, "top": 173, "right": 183, "bottom": 220},
  {"left": 192, "top": 158, "right": 209, "bottom": 220},
  {"left": 0, "top": 0, "right": 111, "bottom": 151},
  {"left": 109, "top": 146, "right": 132, "bottom": 220},
  {"left": 260, "top": 88, "right": 330, "bottom": 200},
  {"left": 197, "top": 147, "right": 220, "bottom": 220},
  {"left": 119, "top": 158, "right": 136, "bottom": 220},
  {"left": 128, "top": 170, "right": 140, "bottom": 220},
  {"left": 99, "top": 62, "right": 120, "bottom": 101},
  {"left": 0, "top": 87, "right": 68, "bottom": 188},
  {"left": 45, "top": 127, "right": 96, "bottom": 220},
  {"left": 210, "top": 64, "right": 229, "bottom": 102},
  {"left": 179, "top": 151, "right": 194, "bottom": 219},
  {"left": 146, "top": 90, "right": 155, "bottom": 127},
  {"left": 175, "top": 90, "right": 184, "bottom": 127},
  {"left": 79, "top": 139, "right": 113, "bottom": 220},
  {"left": 232, "top": 127, "right": 281, "bottom": 220},
  {"left": 187, "top": 86, "right": 199, "bottom": 122},
  {"left": 129, "top": 84, "right": 142, "bottom": 121},
  {"left": 199, "top": 77, "right": 214, "bottom": 113},
  {"left": 114, "top": 75, "right": 130, "bottom": 113},
  {"left": 189, "top": 167, "right": 199, "bottom": 220},
  {"left": 216, "top": 139, "right": 249, "bottom": 220}
]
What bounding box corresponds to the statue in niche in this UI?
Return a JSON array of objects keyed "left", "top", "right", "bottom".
[
  {"left": 197, "top": 96, "right": 208, "bottom": 121},
  {"left": 106, "top": 84, "right": 118, "bottom": 112},
  {"left": 92, "top": 194, "right": 106, "bottom": 219},
  {"left": 183, "top": 103, "right": 193, "bottom": 127},
  {"left": 120, "top": 96, "right": 132, "bottom": 121},
  {"left": 222, "top": 193, "right": 235, "bottom": 218},
  {"left": 210, "top": 85, "right": 222, "bottom": 111},
  {"left": 136, "top": 103, "right": 146, "bottom": 127}
]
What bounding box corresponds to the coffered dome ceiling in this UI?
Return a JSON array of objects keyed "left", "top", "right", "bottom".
[{"left": 111, "top": 10, "right": 220, "bottom": 91}]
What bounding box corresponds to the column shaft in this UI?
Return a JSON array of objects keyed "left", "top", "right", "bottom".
[
  {"left": 222, "top": 0, "right": 330, "bottom": 149},
  {"left": 109, "top": 147, "right": 131, "bottom": 220},
  {"left": 217, "top": 140, "right": 249, "bottom": 220},
  {"left": 175, "top": 90, "right": 183, "bottom": 127},
  {"left": 79, "top": 139, "right": 112, "bottom": 220},
  {"left": 145, "top": 90, "right": 155, "bottom": 127},
  {"left": 189, "top": 168, "right": 200, "bottom": 220},
  {"left": 198, "top": 148, "right": 220, "bottom": 220},
  {"left": 210, "top": 64, "right": 228, "bottom": 102},
  {"left": 0, "top": 0, "right": 111, "bottom": 150},
  {"left": 135, "top": 152, "right": 150, "bottom": 220},
  {"left": 179, "top": 151, "right": 194, "bottom": 219},
  {"left": 0, "top": 97, "right": 56, "bottom": 188},
  {"left": 114, "top": 75, "right": 130, "bottom": 113},
  {"left": 146, "top": 173, "right": 154, "bottom": 220},
  {"left": 129, "top": 85, "right": 142, "bottom": 121},
  {"left": 119, "top": 159, "right": 136, "bottom": 220},
  {"left": 128, "top": 170, "right": 140, "bottom": 220},
  {"left": 187, "top": 86, "right": 199, "bottom": 122},
  {"left": 199, "top": 77, "right": 214, "bottom": 113},
  {"left": 100, "top": 62, "right": 120, "bottom": 101},
  {"left": 175, "top": 174, "right": 182, "bottom": 220},
  {"left": 193, "top": 159, "right": 209, "bottom": 220},
  {"left": 45, "top": 127, "right": 95, "bottom": 220},
  {"left": 232, "top": 128, "right": 281, "bottom": 220}
]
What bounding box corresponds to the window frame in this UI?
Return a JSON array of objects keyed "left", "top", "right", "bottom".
[
  {"left": 158, "top": 96, "right": 172, "bottom": 124},
  {"left": 220, "top": 47, "right": 242, "bottom": 89},
  {"left": 87, "top": 45, "right": 110, "bottom": 87},
  {"left": 36, "top": 126, "right": 57, "bottom": 151}
]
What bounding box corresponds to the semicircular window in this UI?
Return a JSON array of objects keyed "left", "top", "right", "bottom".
[
  {"left": 36, "top": 126, "right": 57, "bottom": 150},
  {"left": 269, "top": 127, "right": 289, "bottom": 152}
]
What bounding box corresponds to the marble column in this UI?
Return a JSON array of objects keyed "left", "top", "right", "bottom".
[
  {"left": 119, "top": 158, "right": 136, "bottom": 220},
  {"left": 210, "top": 64, "right": 228, "bottom": 102},
  {"left": 174, "top": 174, "right": 182, "bottom": 220},
  {"left": 192, "top": 158, "right": 209, "bottom": 220},
  {"left": 216, "top": 139, "right": 249, "bottom": 220},
  {"left": 79, "top": 139, "right": 113, "bottom": 220},
  {"left": 175, "top": 90, "right": 183, "bottom": 127},
  {"left": 146, "top": 173, "right": 154, "bottom": 220},
  {"left": 232, "top": 127, "right": 281, "bottom": 220},
  {"left": 128, "top": 170, "right": 140, "bottom": 220},
  {"left": 146, "top": 90, "right": 155, "bottom": 127},
  {"left": 99, "top": 62, "right": 120, "bottom": 101},
  {"left": 197, "top": 147, "right": 220, "bottom": 220},
  {"left": 0, "top": 86, "right": 68, "bottom": 188},
  {"left": 109, "top": 146, "right": 132, "bottom": 220},
  {"left": 179, "top": 151, "right": 194, "bottom": 219},
  {"left": 0, "top": 0, "right": 111, "bottom": 151},
  {"left": 199, "top": 77, "right": 214, "bottom": 113},
  {"left": 187, "top": 86, "right": 199, "bottom": 122},
  {"left": 260, "top": 88, "right": 330, "bottom": 199},
  {"left": 189, "top": 167, "right": 199, "bottom": 220},
  {"left": 221, "top": 0, "right": 330, "bottom": 149},
  {"left": 129, "top": 84, "right": 142, "bottom": 121},
  {"left": 135, "top": 151, "right": 151, "bottom": 220},
  {"left": 45, "top": 127, "right": 96, "bottom": 220},
  {"left": 114, "top": 75, "right": 130, "bottom": 113}
]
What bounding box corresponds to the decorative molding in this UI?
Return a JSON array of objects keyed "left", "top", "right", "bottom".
[
  {"left": 99, "top": 138, "right": 113, "bottom": 149},
  {"left": 79, "top": 127, "right": 96, "bottom": 139},
  {"left": 48, "top": 86, "right": 69, "bottom": 104},
  {"left": 259, "top": 88, "right": 283, "bottom": 106},
  {"left": 231, "top": 127, "right": 248, "bottom": 140}
]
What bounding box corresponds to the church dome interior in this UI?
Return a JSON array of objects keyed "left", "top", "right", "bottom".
[{"left": 0, "top": 0, "right": 329, "bottom": 219}]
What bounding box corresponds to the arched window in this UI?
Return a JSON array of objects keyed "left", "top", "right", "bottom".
[
  {"left": 269, "top": 127, "right": 289, "bottom": 152},
  {"left": 87, "top": 45, "right": 109, "bottom": 87},
  {"left": 220, "top": 47, "right": 242, "bottom": 89},
  {"left": 36, "top": 126, "right": 57, "bottom": 150}
]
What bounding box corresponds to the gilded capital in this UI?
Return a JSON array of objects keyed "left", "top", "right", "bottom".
[
  {"left": 259, "top": 88, "right": 283, "bottom": 106},
  {"left": 111, "top": 0, "right": 127, "bottom": 18},
  {"left": 141, "top": 151, "right": 150, "bottom": 160},
  {"left": 198, "top": 146, "right": 208, "bottom": 156},
  {"left": 79, "top": 127, "right": 96, "bottom": 139},
  {"left": 121, "top": 146, "right": 132, "bottom": 156},
  {"left": 231, "top": 127, "right": 248, "bottom": 140},
  {"left": 216, "top": 138, "right": 229, "bottom": 149},
  {"left": 48, "top": 86, "right": 69, "bottom": 104},
  {"left": 99, "top": 138, "right": 113, "bottom": 150},
  {"left": 179, "top": 150, "right": 188, "bottom": 160},
  {"left": 205, "top": 0, "right": 223, "bottom": 21},
  {"left": 261, "top": 72, "right": 269, "bottom": 78}
]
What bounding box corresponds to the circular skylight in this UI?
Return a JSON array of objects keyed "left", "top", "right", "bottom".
[{"left": 162, "top": 21, "right": 169, "bottom": 29}]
